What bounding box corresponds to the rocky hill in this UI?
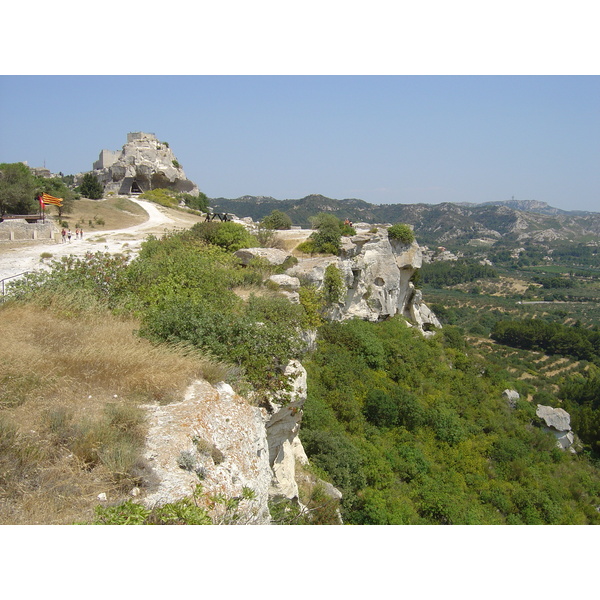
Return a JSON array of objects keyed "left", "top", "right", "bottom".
[
  {"left": 86, "top": 132, "right": 200, "bottom": 197},
  {"left": 210, "top": 194, "right": 600, "bottom": 246}
]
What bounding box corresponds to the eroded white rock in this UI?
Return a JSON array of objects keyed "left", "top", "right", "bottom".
[{"left": 286, "top": 229, "right": 440, "bottom": 333}]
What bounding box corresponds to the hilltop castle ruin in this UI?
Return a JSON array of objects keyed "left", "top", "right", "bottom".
[{"left": 90, "top": 132, "right": 200, "bottom": 197}]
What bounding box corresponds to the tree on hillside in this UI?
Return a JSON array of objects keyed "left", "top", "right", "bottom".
[
  {"left": 182, "top": 191, "right": 209, "bottom": 213},
  {"left": 79, "top": 173, "right": 104, "bottom": 199},
  {"left": 262, "top": 209, "right": 293, "bottom": 230},
  {"left": 308, "top": 213, "right": 343, "bottom": 254},
  {"left": 0, "top": 162, "right": 38, "bottom": 215}
]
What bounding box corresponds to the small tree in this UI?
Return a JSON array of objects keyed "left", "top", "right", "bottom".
[
  {"left": 323, "top": 264, "right": 345, "bottom": 305},
  {"left": 0, "top": 162, "right": 37, "bottom": 214},
  {"left": 262, "top": 210, "right": 292, "bottom": 230},
  {"left": 79, "top": 173, "right": 104, "bottom": 199},
  {"left": 308, "top": 213, "right": 343, "bottom": 255},
  {"left": 182, "top": 191, "right": 209, "bottom": 213}
]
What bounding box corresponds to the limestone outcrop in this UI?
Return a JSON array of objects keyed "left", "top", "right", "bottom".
[
  {"left": 536, "top": 404, "right": 576, "bottom": 452},
  {"left": 503, "top": 389, "right": 520, "bottom": 408},
  {"left": 284, "top": 229, "right": 441, "bottom": 334},
  {"left": 265, "top": 360, "right": 309, "bottom": 500},
  {"left": 234, "top": 247, "right": 292, "bottom": 266},
  {"left": 141, "top": 360, "right": 335, "bottom": 522},
  {"left": 89, "top": 132, "right": 200, "bottom": 197},
  {"left": 142, "top": 379, "right": 272, "bottom": 524}
]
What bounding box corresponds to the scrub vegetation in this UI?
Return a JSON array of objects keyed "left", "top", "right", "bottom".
[{"left": 2, "top": 200, "right": 600, "bottom": 524}]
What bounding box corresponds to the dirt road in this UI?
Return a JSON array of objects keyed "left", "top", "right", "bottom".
[{"left": 0, "top": 198, "right": 199, "bottom": 283}]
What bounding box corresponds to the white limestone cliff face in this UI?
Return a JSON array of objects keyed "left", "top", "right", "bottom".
[
  {"left": 285, "top": 229, "right": 441, "bottom": 334},
  {"left": 142, "top": 379, "right": 272, "bottom": 524},
  {"left": 90, "top": 132, "right": 200, "bottom": 196},
  {"left": 265, "top": 360, "right": 310, "bottom": 500},
  {"left": 141, "top": 361, "right": 328, "bottom": 522}
]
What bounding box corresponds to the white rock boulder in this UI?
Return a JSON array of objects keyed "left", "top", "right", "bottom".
[{"left": 536, "top": 404, "right": 576, "bottom": 452}]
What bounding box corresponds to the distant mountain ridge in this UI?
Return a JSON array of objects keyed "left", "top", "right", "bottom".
[{"left": 210, "top": 194, "right": 600, "bottom": 246}]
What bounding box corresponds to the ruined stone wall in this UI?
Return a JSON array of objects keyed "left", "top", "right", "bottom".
[
  {"left": 0, "top": 221, "right": 58, "bottom": 242},
  {"left": 93, "top": 149, "right": 120, "bottom": 170},
  {"left": 127, "top": 132, "right": 156, "bottom": 143}
]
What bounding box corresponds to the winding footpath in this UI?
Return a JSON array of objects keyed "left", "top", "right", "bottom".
[{"left": 0, "top": 198, "right": 177, "bottom": 283}]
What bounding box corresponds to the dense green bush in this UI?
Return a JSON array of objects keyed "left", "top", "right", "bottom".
[
  {"left": 0, "top": 162, "right": 38, "bottom": 214},
  {"left": 262, "top": 209, "right": 293, "bottom": 230},
  {"left": 387, "top": 223, "right": 415, "bottom": 245},
  {"left": 188, "top": 221, "right": 258, "bottom": 252},
  {"left": 363, "top": 389, "right": 399, "bottom": 428},
  {"left": 301, "top": 213, "right": 345, "bottom": 255},
  {"left": 7, "top": 251, "right": 130, "bottom": 303}
]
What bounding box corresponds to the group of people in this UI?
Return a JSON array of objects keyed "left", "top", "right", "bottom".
[{"left": 60, "top": 227, "right": 84, "bottom": 243}]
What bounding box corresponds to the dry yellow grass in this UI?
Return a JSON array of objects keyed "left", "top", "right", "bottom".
[
  {"left": 48, "top": 196, "right": 148, "bottom": 232},
  {"left": 0, "top": 296, "right": 230, "bottom": 524}
]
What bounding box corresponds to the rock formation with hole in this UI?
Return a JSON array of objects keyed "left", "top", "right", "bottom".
[{"left": 284, "top": 228, "right": 441, "bottom": 335}]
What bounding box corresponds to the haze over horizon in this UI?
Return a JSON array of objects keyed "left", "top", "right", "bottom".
[{"left": 1, "top": 75, "right": 598, "bottom": 213}]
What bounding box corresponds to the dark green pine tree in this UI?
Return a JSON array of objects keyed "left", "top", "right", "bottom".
[{"left": 79, "top": 173, "right": 104, "bottom": 199}]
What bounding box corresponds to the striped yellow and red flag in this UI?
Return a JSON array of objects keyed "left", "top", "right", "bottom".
[{"left": 41, "top": 193, "right": 63, "bottom": 207}]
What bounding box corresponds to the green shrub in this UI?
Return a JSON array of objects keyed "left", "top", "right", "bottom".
[
  {"left": 139, "top": 188, "right": 179, "bottom": 208},
  {"left": 363, "top": 389, "right": 399, "bottom": 428},
  {"left": 7, "top": 251, "right": 130, "bottom": 305},
  {"left": 322, "top": 264, "right": 345, "bottom": 305},
  {"left": 91, "top": 496, "right": 211, "bottom": 525},
  {"left": 141, "top": 295, "right": 304, "bottom": 403},
  {"left": 296, "top": 239, "right": 317, "bottom": 254},
  {"left": 387, "top": 223, "right": 415, "bottom": 245},
  {"left": 298, "top": 285, "right": 324, "bottom": 329},
  {"left": 181, "top": 191, "right": 209, "bottom": 212},
  {"left": 307, "top": 213, "right": 343, "bottom": 255},
  {"left": 188, "top": 221, "right": 257, "bottom": 252},
  {"left": 340, "top": 223, "right": 356, "bottom": 237},
  {"left": 177, "top": 450, "right": 197, "bottom": 471},
  {"left": 262, "top": 210, "right": 293, "bottom": 230}
]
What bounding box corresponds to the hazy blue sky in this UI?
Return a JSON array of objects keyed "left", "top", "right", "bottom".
[{"left": 1, "top": 75, "right": 598, "bottom": 212}]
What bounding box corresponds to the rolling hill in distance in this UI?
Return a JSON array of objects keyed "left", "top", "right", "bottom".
[{"left": 210, "top": 195, "right": 600, "bottom": 246}]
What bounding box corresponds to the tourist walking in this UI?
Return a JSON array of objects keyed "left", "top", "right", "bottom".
[
  {"left": 61, "top": 228, "right": 66, "bottom": 243},
  {"left": 67, "top": 229, "right": 72, "bottom": 243}
]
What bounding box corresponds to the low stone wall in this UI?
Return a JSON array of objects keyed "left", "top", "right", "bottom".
[{"left": 0, "top": 221, "right": 58, "bottom": 242}]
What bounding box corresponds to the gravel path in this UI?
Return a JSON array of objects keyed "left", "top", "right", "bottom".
[{"left": 0, "top": 198, "right": 178, "bottom": 283}]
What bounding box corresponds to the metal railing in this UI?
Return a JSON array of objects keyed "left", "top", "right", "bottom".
[{"left": 1, "top": 272, "right": 31, "bottom": 300}]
